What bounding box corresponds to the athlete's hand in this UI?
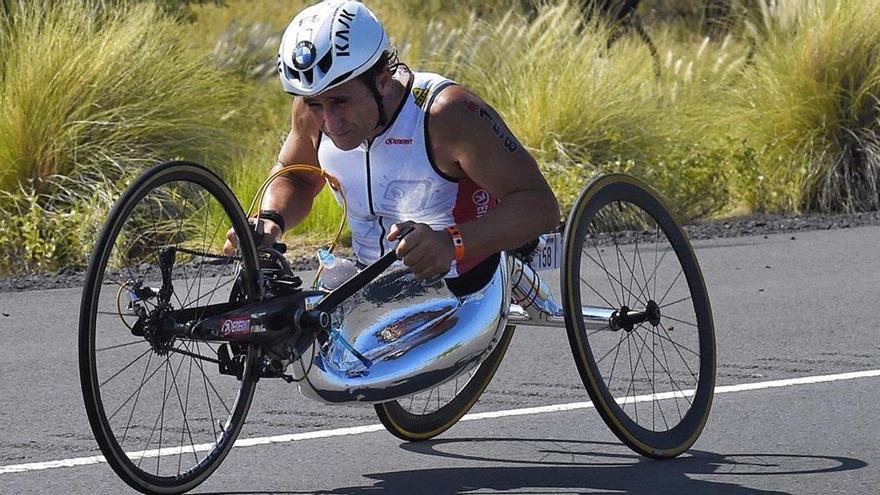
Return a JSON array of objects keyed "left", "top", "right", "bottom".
[
  {"left": 387, "top": 221, "right": 454, "bottom": 280},
  {"left": 223, "top": 218, "right": 282, "bottom": 255}
]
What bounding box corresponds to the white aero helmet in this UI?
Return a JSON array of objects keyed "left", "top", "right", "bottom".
[{"left": 278, "top": 1, "right": 392, "bottom": 97}]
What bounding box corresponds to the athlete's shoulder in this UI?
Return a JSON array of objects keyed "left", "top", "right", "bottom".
[{"left": 428, "top": 85, "right": 502, "bottom": 147}]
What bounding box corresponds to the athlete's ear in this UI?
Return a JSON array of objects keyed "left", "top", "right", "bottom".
[{"left": 375, "top": 69, "right": 394, "bottom": 96}]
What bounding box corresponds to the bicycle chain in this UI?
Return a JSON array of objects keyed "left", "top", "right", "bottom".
[{"left": 174, "top": 246, "right": 242, "bottom": 262}]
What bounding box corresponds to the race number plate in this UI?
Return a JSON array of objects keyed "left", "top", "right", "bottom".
[{"left": 529, "top": 232, "right": 562, "bottom": 272}]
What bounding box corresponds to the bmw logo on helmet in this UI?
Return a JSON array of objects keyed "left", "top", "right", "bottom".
[{"left": 293, "top": 40, "right": 317, "bottom": 70}]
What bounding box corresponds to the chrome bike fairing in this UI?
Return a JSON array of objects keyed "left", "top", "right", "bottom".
[{"left": 291, "top": 254, "right": 511, "bottom": 404}]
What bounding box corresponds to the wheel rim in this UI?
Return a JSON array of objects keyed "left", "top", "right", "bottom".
[
  {"left": 82, "top": 166, "right": 259, "bottom": 489},
  {"left": 398, "top": 362, "right": 482, "bottom": 416},
  {"left": 566, "top": 177, "right": 714, "bottom": 454}
]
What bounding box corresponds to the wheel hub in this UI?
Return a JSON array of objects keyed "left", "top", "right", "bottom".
[{"left": 611, "top": 300, "right": 661, "bottom": 332}]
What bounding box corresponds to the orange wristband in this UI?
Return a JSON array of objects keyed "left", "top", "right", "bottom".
[{"left": 446, "top": 225, "right": 465, "bottom": 261}]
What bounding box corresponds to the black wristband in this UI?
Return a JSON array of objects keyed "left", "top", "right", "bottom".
[{"left": 258, "top": 209, "right": 286, "bottom": 233}]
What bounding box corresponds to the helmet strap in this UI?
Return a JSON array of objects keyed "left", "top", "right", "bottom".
[{"left": 365, "top": 77, "right": 389, "bottom": 131}]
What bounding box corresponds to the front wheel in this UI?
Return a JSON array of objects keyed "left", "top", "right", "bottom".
[
  {"left": 562, "top": 174, "right": 715, "bottom": 459},
  {"left": 79, "top": 161, "right": 262, "bottom": 494}
]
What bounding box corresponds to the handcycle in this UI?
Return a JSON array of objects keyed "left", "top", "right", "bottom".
[{"left": 78, "top": 160, "right": 715, "bottom": 494}]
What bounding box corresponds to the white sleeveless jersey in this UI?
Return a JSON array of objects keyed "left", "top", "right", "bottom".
[{"left": 317, "top": 70, "right": 494, "bottom": 277}]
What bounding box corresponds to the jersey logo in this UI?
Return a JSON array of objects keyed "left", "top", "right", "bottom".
[
  {"left": 385, "top": 138, "right": 413, "bottom": 145},
  {"left": 381, "top": 180, "right": 432, "bottom": 213},
  {"left": 473, "top": 189, "right": 490, "bottom": 217},
  {"left": 412, "top": 87, "right": 429, "bottom": 108}
]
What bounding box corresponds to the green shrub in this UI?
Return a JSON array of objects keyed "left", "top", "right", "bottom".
[
  {"left": 730, "top": 0, "right": 880, "bottom": 212},
  {"left": 0, "top": 0, "right": 247, "bottom": 273}
]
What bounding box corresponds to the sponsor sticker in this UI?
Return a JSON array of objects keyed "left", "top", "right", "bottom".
[
  {"left": 385, "top": 137, "right": 413, "bottom": 145},
  {"left": 221, "top": 317, "right": 251, "bottom": 336}
]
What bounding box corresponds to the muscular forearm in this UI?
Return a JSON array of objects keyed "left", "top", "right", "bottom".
[
  {"left": 259, "top": 167, "right": 321, "bottom": 232},
  {"left": 455, "top": 188, "right": 560, "bottom": 258}
]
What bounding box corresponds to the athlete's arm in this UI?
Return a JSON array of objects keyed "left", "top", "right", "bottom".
[
  {"left": 388, "top": 86, "right": 560, "bottom": 277},
  {"left": 224, "top": 99, "right": 325, "bottom": 253}
]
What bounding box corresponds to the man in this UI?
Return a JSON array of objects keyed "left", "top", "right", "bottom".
[{"left": 225, "top": 0, "right": 559, "bottom": 290}]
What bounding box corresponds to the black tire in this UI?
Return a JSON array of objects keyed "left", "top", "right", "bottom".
[
  {"left": 79, "top": 161, "right": 261, "bottom": 494},
  {"left": 562, "top": 174, "right": 715, "bottom": 459},
  {"left": 374, "top": 324, "right": 515, "bottom": 441}
]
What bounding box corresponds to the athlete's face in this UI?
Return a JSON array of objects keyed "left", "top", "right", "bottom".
[{"left": 303, "top": 76, "right": 386, "bottom": 151}]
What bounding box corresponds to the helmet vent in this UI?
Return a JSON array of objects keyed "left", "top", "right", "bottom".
[
  {"left": 303, "top": 68, "right": 314, "bottom": 84},
  {"left": 283, "top": 64, "right": 300, "bottom": 81},
  {"left": 317, "top": 52, "right": 333, "bottom": 74},
  {"left": 327, "top": 70, "right": 354, "bottom": 89}
]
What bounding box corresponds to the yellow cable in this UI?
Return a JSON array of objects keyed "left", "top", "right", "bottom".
[{"left": 245, "top": 164, "right": 347, "bottom": 289}]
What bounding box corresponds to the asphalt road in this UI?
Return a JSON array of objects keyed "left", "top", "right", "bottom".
[{"left": 1, "top": 225, "right": 879, "bottom": 494}]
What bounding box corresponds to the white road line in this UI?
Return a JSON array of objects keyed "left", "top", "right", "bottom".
[{"left": 2, "top": 368, "right": 879, "bottom": 475}]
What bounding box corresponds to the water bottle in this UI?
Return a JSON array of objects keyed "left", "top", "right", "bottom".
[{"left": 316, "top": 248, "right": 358, "bottom": 290}]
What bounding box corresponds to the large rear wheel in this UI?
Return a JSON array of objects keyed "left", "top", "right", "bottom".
[
  {"left": 79, "top": 161, "right": 261, "bottom": 494},
  {"left": 562, "top": 174, "right": 715, "bottom": 459},
  {"left": 375, "top": 324, "right": 515, "bottom": 441}
]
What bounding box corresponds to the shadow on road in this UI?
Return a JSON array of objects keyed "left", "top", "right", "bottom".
[{"left": 197, "top": 437, "right": 867, "bottom": 495}]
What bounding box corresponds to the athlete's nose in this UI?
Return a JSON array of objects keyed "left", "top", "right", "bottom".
[{"left": 322, "top": 108, "right": 346, "bottom": 136}]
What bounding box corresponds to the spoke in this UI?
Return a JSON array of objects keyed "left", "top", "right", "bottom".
[
  {"left": 579, "top": 276, "right": 619, "bottom": 310},
  {"left": 181, "top": 204, "right": 212, "bottom": 308},
  {"left": 192, "top": 341, "right": 218, "bottom": 441},
  {"left": 656, "top": 325, "right": 686, "bottom": 420},
  {"left": 661, "top": 314, "right": 699, "bottom": 328},
  {"left": 653, "top": 224, "right": 659, "bottom": 297},
  {"left": 168, "top": 346, "right": 221, "bottom": 364},
  {"left": 632, "top": 329, "right": 691, "bottom": 425},
  {"left": 197, "top": 252, "right": 237, "bottom": 322},
  {"left": 612, "top": 230, "right": 649, "bottom": 308},
  {"left": 97, "top": 340, "right": 145, "bottom": 352},
  {"left": 632, "top": 326, "right": 680, "bottom": 429},
  {"left": 192, "top": 341, "right": 231, "bottom": 416},
  {"left": 192, "top": 204, "right": 224, "bottom": 312},
  {"left": 660, "top": 296, "right": 692, "bottom": 309},
  {"left": 658, "top": 269, "right": 684, "bottom": 306},
  {"left": 646, "top": 245, "right": 672, "bottom": 298},
  {"left": 422, "top": 386, "right": 433, "bottom": 415},
  {"left": 181, "top": 276, "right": 236, "bottom": 310},
  {"left": 641, "top": 325, "right": 701, "bottom": 357},
  {"left": 167, "top": 349, "right": 201, "bottom": 473},
  {"left": 604, "top": 331, "right": 626, "bottom": 397},
  {"left": 581, "top": 252, "right": 647, "bottom": 308},
  {"left": 121, "top": 352, "right": 154, "bottom": 447},
  {"left": 107, "top": 354, "right": 167, "bottom": 422},
  {"left": 626, "top": 327, "right": 656, "bottom": 426},
  {"left": 634, "top": 235, "right": 652, "bottom": 303},
  {"left": 136, "top": 347, "right": 187, "bottom": 469},
  {"left": 174, "top": 193, "right": 192, "bottom": 312},
  {"left": 96, "top": 310, "right": 137, "bottom": 317},
  {"left": 100, "top": 349, "right": 152, "bottom": 387},
  {"left": 156, "top": 357, "right": 169, "bottom": 475},
  {"left": 623, "top": 333, "right": 638, "bottom": 422},
  {"left": 179, "top": 346, "right": 196, "bottom": 472},
  {"left": 658, "top": 322, "right": 699, "bottom": 383},
  {"left": 588, "top": 243, "right": 622, "bottom": 307},
  {"left": 612, "top": 228, "right": 627, "bottom": 306},
  {"left": 595, "top": 332, "right": 626, "bottom": 366}
]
